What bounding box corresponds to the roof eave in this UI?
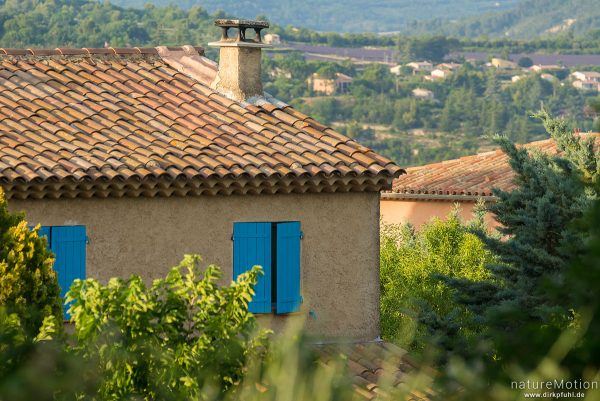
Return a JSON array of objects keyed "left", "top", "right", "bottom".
[
  {"left": 3, "top": 174, "right": 396, "bottom": 200},
  {"left": 381, "top": 192, "right": 497, "bottom": 202}
]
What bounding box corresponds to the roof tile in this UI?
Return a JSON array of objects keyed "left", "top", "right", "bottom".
[
  {"left": 389, "top": 135, "right": 599, "bottom": 197},
  {"left": 0, "top": 47, "right": 401, "bottom": 199}
]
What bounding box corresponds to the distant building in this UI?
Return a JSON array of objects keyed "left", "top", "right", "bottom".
[
  {"left": 390, "top": 64, "right": 403, "bottom": 75},
  {"left": 571, "top": 71, "right": 600, "bottom": 83},
  {"left": 309, "top": 72, "right": 353, "bottom": 95},
  {"left": 572, "top": 80, "right": 598, "bottom": 91},
  {"left": 490, "top": 58, "right": 518, "bottom": 70},
  {"left": 406, "top": 61, "right": 433, "bottom": 73},
  {"left": 268, "top": 67, "right": 292, "bottom": 79},
  {"left": 412, "top": 88, "right": 434, "bottom": 100},
  {"left": 431, "top": 68, "right": 452, "bottom": 80},
  {"left": 436, "top": 62, "right": 461, "bottom": 71},
  {"left": 529, "top": 64, "right": 564, "bottom": 73},
  {"left": 263, "top": 33, "right": 281, "bottom": 45},
  {"left": 540, "top": 73, "right": 556, "bottom": 82}
]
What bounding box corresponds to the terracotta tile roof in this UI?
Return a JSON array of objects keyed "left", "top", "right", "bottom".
[
  {"left": 318, "top": 341, "right": 435, "bottom": 400},
  {"left": 0, "top": 46, "right": 402, "bottom": 200},
  {"left": 387, "top": 134, "right": 599, "bottom": 199}
]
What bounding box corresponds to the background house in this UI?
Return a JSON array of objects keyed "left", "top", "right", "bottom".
[
  {"left": 430, "top": 68, "right": 451, "bottom": 80},
  {"left": 381, "top": 136, "right": 598, "bottom": 229},
  {"left": 573, "top": 80, "right": 599, "bottom": 91},
  {"left": 490, "top": 58, "right": 518, "bottom": 69},
  {"left": 0, "top": 20, "right": 401, "bottom": 339},
  {"left": 571, "top": 71, "right": 600, "bottom": 82},
  {"left": 263, "top": 33, "right": 281, "bottom": 45},
  {"left": 412, "top": 88, "right": 434, "bottom": 100},
  {"left": 529, "top": 64, "right": 564, "bottom": 73},
  {"left": 309, "top": 72, "right": 353, "bottom": 95},
  {"left": 406, "top": 61, "right": 433, "bottom": 73},
  {"left": 389, "top": 64, "right": 403, "bottom": 75}
]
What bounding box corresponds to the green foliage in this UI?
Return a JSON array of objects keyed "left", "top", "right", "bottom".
[
  {"left": 66, "top": 255, "right": 269, "bottom": 400},
  {"left": 380, "top": 206, "right": 495, "bottom": 359},
  {"left": 517, "top": 56, "right": 533, "bottom": 68},
  {"left": 0, "top": 0, "right": 217, "bottom": 49},
  {"left": 267, "top": 53, "right": 595, "bottom": 167},
  {"left": 399, "top": 36, "right": 458, "bottom": 63},
  {"left": 0, "top": 316, "right": 96, "bottom": 401},
  {"left": 110, "top": 0, "right": 519, "bottom": 34},
  {"left": 0, "top": 188, "right": 62, "bottom": 338},
  {"left": 441, "top": 197, "right": 600, "bottom": 401},
  {"left": 445, "top": 111, "right": 600, "bottom": 375},
  {"left": 412, "top": 0, "right": 600, "bottom": 39}
]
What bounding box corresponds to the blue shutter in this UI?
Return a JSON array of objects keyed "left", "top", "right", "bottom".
[
  {"left": 233, "top": 222, "right": 272, "bottom": 314},
  {"left": 50, "top": 226, "right": 87, "bottom": 319},
  {"left": 276, "top": 222, "right": 302, "bottom": 314}
]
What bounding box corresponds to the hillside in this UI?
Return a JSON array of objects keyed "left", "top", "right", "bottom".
[
  {"left": 0, "top": 0, "right": 218, "bottom": 49},
  {"left": 408, "top": 0, "right": 600, "bottom": 38},
  {"left": 108, "top": 0, "right": 520, "bottom": 33}
]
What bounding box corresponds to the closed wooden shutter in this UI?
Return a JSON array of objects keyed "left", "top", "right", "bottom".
[
  {"left": 50, "top": 226, "right": 87, "bottom": 319},
  {"left": 275, "top": 222, "right": 302, "bottom": 314},
  {"left": 233, "top": 222, "right": 272, "bottom": 313}
]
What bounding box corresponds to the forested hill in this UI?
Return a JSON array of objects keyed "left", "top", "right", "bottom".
[
  {"left": 0, "top": 0, "right": 218, "bottom": 48},
  {"left": 108, "top": 0, "right": 520, "bottom": 33},
  {"left": 407, "top": 0, "right": 600, "bottom": 38}
]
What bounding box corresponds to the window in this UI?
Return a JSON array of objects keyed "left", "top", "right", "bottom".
[
  {"left": 233, "top": 222, "right": 302, "bottom": 314},
  {"left": 38, "top": 226, "right": 87, "bottom": 319}
]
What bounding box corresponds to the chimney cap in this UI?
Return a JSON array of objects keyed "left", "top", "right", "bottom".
[
  {"left": 210, "top": 18, "right": 271, "bottom": 48},
  {"left": 214, "top": 19, "right": 269, "bottom": 29}
]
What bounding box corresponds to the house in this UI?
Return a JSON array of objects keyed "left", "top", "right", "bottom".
[
  {"left": 573, "top": 80, "right": 599, "bottom": 91},
  {"left": 268, "top": 66, "right": 292, "bottom": 79},
  {"left": 411, "top": 88, "right": 434, "bottom": 100},
  {"left": 406, "top": 61, "right": 433, "bottom": 73},
  {"left": 381, "top": 135, "right": 598, "bottom": 229},
  {"left": 529, "top": 64, "right": 564, "bottom": 73},
  {"left": 0, "top": 19, "right": 402, "bottom": 339},
  {"left": 571, "top": 71, "right": 600, "bottom": 83},
  {"left": 430, "top": 68, "right": 451, "bottom": 80},
  {"left": 490, "top": 58, "right": 518, "bottom": 70},
  {"left": 540, "top": 73, "right": 556, "bottom": 82},
  {"left": 309, "top": 72, "right": 353, "bottom": 95},
  {"left": 436, "top": 62, "right": 461, "bottom": 70},
  {"left": 389, "top": 64, "right": 403, "bottom": 76},
  {"left": 263, "top": 33, "right": 281, "bottom": 45}
]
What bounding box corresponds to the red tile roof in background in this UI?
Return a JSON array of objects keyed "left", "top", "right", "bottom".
[
  {"left": 318, "top": 341, "right": 435, "bottom": 400},
  {"left": 0, "top": 46, "right": 402, "bottom": 200},
  {"left": 388, "top": 134, "right": 599, "bottom": 199}
]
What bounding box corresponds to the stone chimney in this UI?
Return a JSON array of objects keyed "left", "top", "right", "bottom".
[{"left": 209, "top": 19, "right": 270, "bottom": 101}]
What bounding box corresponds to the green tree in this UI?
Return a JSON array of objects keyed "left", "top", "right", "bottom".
[
  {"left": 0, "top": 189, "right": 62, "bottom": 337},
  {"left": 380, "top": 206, "right": 494, "bottom": 359},
  {"left": 517, "top": 56, "right": 533, "bottom": 68},
  {"left": 446, "top": 111, "right": 600, "bottom": 372},
  {"left": 66, "top": 255, "right": 269, "bottom": 400}
]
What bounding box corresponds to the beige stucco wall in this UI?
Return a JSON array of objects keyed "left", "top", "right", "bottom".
[
  {"left": 10, "top": 192, "right": 380, "bottom": 340},
  {"left": 381, "top": 199, "right": 498, "bottom": 228}
]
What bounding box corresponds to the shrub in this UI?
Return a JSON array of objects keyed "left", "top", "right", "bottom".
[
  {"left": 380, "top": 206, "right": 495, "bottom": 359},
  {"left": 0, "top": 189, "right": 62, "bottom": 337},
  {"left": 66, "top": 255, "right": 269, "bottom": 400}
]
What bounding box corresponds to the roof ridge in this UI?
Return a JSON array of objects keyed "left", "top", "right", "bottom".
[{"left": 0, "top": 46, "right": 205, "bottom": 58}]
